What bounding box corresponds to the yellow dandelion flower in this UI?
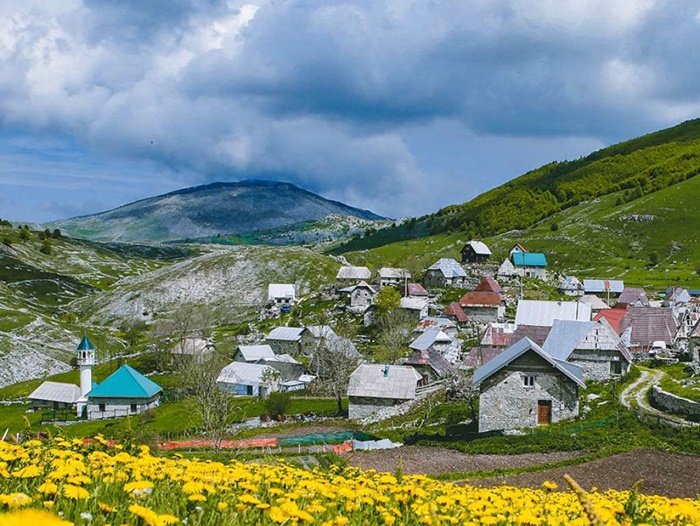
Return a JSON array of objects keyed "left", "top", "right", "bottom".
[
  {"left": 62, "top": 484, "right": 90, "bottom": 500},
  {"left": 0, "top": 509, "right": 71, "bottom": 526}
]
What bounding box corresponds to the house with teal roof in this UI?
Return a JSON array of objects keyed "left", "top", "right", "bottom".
[
  {"left": 510, "top": 251, "right": 548, "bottom": 279},
  {"left": 85, "top": 364, "right": 162, "bottom": 420}
]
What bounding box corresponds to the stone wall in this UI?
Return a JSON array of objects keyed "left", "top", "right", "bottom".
[
  {"left": 569, "top": 352, "right": 628, "bottom": 382},
  {"left": 479, "top": 370, "right": 579, "bottom": 433},
  {"left": 650, "top": 386, "right": 700, "bottom": 418}
]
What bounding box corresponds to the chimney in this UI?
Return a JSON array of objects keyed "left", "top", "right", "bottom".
[{"left": 383, "top": 365, "right": 390, "bottom": 377}]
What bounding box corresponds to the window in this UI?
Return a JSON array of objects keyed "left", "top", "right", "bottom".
[
  {"left": 523, "top": 375, "right": 535, "bottom": 387},
  {"left": 130, "top": 403, "right": 137, "bottom": 413},
  {"left": 98, "top": 403, "right": 105, "bottom": 412},
  {"left": 610, "top": 361, "right": 623, "bottom": 375}
]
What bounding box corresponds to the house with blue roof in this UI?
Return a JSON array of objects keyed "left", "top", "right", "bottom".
[
  {"left": 473, "top": 337, "right": 584, "bottom": 433},
  {"left": 510, "top": 251, "right": 548, "bottom": 279},
  {"left": 85, "top": 364, "right": 162, "bottom": 420}
]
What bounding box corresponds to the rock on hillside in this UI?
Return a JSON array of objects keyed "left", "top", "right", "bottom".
[
  {"left": 53, "top": 180, "right": 387, "bottom": 243},
  {"left": 70, "top": 244, "right": 340, "bottom": 325}
]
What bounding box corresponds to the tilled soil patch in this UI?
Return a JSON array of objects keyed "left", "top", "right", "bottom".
[
  {"left": 347, "top": 446, "right": 584, "bottom": 476},
  {"left": 473, "top": 449, "right": 700, "bottom": 498}
]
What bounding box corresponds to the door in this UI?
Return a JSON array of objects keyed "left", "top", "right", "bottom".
[{"left": 537, "top": 400, "right": 552, "bottom": 425}]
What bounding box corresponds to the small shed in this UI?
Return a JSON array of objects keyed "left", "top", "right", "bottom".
[
  {"left": 400, "top": 297, "right": 431, "bottom": 321},
  {"left": 217, "top": 362, "right": 280, "bottom": 397},
  {"left": 461, "top": 241, "right": 492, "bottom": 263},
  {"left": 406, "top": 349, "right": 454, "bottom": 383},
  {"left": 28, "top": 381, "right": 81, "bottom": 411},
  {"left": 443, "top": 302, "right": 469, "bottom": 324},
  {"left": 473, "top": 338, "right": 584, "bottom": 433},
  {"left": 347, "top": 364, "right": 422, "bottom": 420},
  {"left": 406, "top": 283, "right": 429, "bottom": 298},
  {"left": 85, "top": 365, "right": 162, "bottom": 420}
]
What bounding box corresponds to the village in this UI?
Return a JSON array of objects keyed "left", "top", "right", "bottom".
[{"left": 22, "top": 239, "right": 700, "bottom": 441}]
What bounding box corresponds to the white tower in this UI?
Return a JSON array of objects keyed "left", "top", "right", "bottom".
[{"left": 76, "top": 336, "right": 95, "bottom": 400}]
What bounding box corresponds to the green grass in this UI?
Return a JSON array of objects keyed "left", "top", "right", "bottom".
[{"left": 656, "top": 363, "right": 700, "bottom": 403}]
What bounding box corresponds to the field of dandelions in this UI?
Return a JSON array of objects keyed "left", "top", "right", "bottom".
[{"left": 0, "top": 437, "right": 699, "bottom": 525}]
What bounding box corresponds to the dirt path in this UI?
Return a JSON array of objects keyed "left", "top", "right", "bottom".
[{"left": 620, "top": 369, "right": 664, "bottom": 412}]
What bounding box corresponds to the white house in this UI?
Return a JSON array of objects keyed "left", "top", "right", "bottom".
[
  {"left": 268, "top": 284, "right": 296, "bottom": 305},
  {"left": 85, "top": 365, "right": 163, "bottom": 420},
  {"left": 217, "top": 362, "right": 281, "bottom": 397}
]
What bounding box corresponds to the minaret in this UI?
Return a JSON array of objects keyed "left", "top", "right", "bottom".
[{"left": 76, "top": 336, "right": 95, "bottom": 414}]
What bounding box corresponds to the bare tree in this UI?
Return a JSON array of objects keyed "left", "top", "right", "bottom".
[
  {"left": 444, "top": 368, "right": 478, "bottom": 421},
  {"left": 175, "top": 349, "right": 242, "bottom": 448},
  {"left": 310, "top": 335, "right": 361, "bottom": 415},
  {"left": 375, "top": 308, "right": 414, "bottom": 364}
]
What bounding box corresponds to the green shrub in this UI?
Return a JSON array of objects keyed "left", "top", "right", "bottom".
[{"left": 265, "top": 392, "right": 291, "bottom": 418}]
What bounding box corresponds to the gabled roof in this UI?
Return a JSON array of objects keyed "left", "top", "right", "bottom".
[
  {"left": 580, "top": 294, "right": 610, "bottom": 310},
  {"left": 77, "top": 336, "right": 94, "bottom": 351},
  {"left": 473, "top": 338, "right": 585, "bottom": 388},
  {"left": 593, "top": 309, "right": 628, "bottom": 333},
  {"left": 475, "top": 277, "right": 502, "bottom": 294},
  {"left": 378, "top": 267, "right": 411, "bottom": 279},
  {"left": 480, "top": 322, "right": 517, "bottom": 347},
  {"left": 510, "top": 324, "right": 552, "bottom": 346},
  {"left": 463, "top": 347, "right": 505, "bottom": 369},
  {"left": 259, "top": 353, "right": 300, "bottom": 365},
  {"left": 583, "top": 279, "right": 624, "bottom": 294},
  {"left": 87, "top": 365, "right": 162, "bottom": 400},
  {"left": 617, "top": 288, "right": 650, "bottom": 307},
  {"left": 515, "top": 300, "right": 591, "bottom": 327},
  {"left": 407, "top": 283, "right": 429, "bottom": 297},
  {"left": 559, "top": 276, "right": 582, "bottom": 291},
  {"left": 459, "top": 290, "right": 502, "bottom": 308},
  {"left": 406, "top": 349, "right": 454, "bottom": 377},
  {"left": 618, "top": 307, "right": 678, "bottom": 347},
  {"left": 217, "top": 362, "right": 277, "bottom": 385},
  {"left": 415, "top": 316, "right": 457, "bottom": 332},
  {"left": 426, "top": 258, "right": 467, "bottom": 278},
  {"left": 400, "top": 297, "right": 430, "bottom": 311},
  {"left": 511, "top": 252, "right": 547, "bottom": 267},
  {"left": 463, "top": 240, "right": 492, "bottom": 255},
  {"left": 347, "top": 364, "right": 421, "bottom": 400},
  {"left": 443, "top": 302, "right": 468, "bottom": 323},
  {"left": 339, "top": 280, "right": 377, "bottom": 293},
  {"left": 28, "top": 381, "right": 81, "bottom": 404},
  {"left": 336, "top": 266, "right": 372, "bottom": 280},
  {"left": 267, "top": 327, "right": 306, "bottom": 342},
  {"left": 237, "top": 344, "right": 276, "bottom": 362},
  {"left": 542, "top": 319, "right": 632, "bottom": 363},
  {"left": 268, "top": 284, "right": 295, "bottom": 300},
  {"left": 409, "top": 327, "right": 453, "bottom": 351},
  {"left": 665, "top": 287, "right": 691, "bottom": 304},
  {"left": 497, "top": 258, "right": 518, "bottom": 277}
]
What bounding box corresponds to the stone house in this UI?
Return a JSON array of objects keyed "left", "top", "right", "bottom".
[
  {"left": 423, "top": 258, "right": 468, "bottom": 288},
  {"left": 461, "top": 240, "right": 492, "bottom": 263},
  {"left": 85, "top": 365, "right": 162, "bottom": 420},
  {"left": 405, "top": 348, "right": 454, "bottom": 384},
  {"left": 265, "top": 327, "right": 314, "bottom": 357},
  {"left": 233, "top": 344, "right": 276, "bottom": 363},
  {"left": 347, "top": 364, "right": 422, "bottom": 420},
  {"left": 473, "top": 338, "right": 584, "bottom": 433},
  {"left": 459, "top": 277, "right": 505, "bottom": 322},
  {"left": 377, "top": 267, "right": 411, "bottom": 289},
  {"left": 339, "top": 281, "right": 377, "bottom": 312},
  {"left": 400, "top": 297, "right": 431, "bottom": 321},
  {"left": 559, "top": 276, "right": 583, "bottom": 296},
  {"left": 542, "top": 319, "right": 632, "bottom": 381}
]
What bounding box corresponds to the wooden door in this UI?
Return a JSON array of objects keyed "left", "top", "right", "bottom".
[{"left": 537, "top": 400, "right": 552, "bottom": 425}]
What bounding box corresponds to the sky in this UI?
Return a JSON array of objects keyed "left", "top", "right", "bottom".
[{"left": 2, "top": 0, "right": 700, "bottom": 223}]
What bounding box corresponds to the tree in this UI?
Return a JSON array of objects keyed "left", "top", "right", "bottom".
[
  {"left": 18, "top": 226, "right": 30, "bottom": 241},
  {"left": 265, "top": 392, "right": 291, "bottom": 420},
  {"left": 51, "top": 228, "right": 62, "bottom": 239},
  {"left": 175, "top": 350, "right": 242, "bottom": 449},
  {"left": 310, "top": 331, "right": 361, "bottom": 415},
  {"left": 649, "top": 251, "right": 659, "bottom": 266},
  {"left": 444, "top": 368, "right": 478, "bottom": 422},
  {"left": 375, "top": 308, "right": 414, "bottom": 364},
  {"left": 374, "top": 286, "right": 401, "bottom": 315},
  {"left": 39, "top": 238, "right": 52, "bottom": 255}
]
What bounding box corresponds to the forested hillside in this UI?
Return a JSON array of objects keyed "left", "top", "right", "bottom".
[{"left": 334, "top": 118, "right": 700, "bottom": 254}]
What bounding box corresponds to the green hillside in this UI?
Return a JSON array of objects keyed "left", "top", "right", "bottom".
[
  {"left": 334, "top": 118, "right": 700, "bottom": 255},
  {"left": 339, "top": 160, "right": 700, "bottom": 290}
]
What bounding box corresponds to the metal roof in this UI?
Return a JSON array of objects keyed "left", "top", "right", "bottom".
[
  {"left": 409, "top": 327, "right": 453, "bottom": 351},
  {"left": 459, "top": 290, "right": 502, "bottom": 307},
  {"left": 475, "top": 277, "right": 502, "bottom": 294},
  {"left": 415, "top": 316, "right": 457, "bottom": 332},
  {"left": 87, "top": 365, "right": 162, "bottom": 399},
  {"left": 463, "top": 347, "right": 505, "bottom": 369},
  {"left": 579, "top": 295, "right": 610, "bottom": 310},
  {"left": 407, "top": 283, "right": 429, "bottom": 297},
  {"left": 217, "top": 362, "right": 276, "bottom": 385},
  {"left": 338, "top": 280, "right": 377, "bottom": 293},
  {"left": 593, "top": 309, "right": 628, "bottom": 333},
  {"left": 347, "top": 364, "right": 421, "bottom": 400},
  {"left": 583, "top": 279, "right": 624, "bottom": 294},
  {"left": 268, "top": 284, "right": 296, "bottom": 300},
  {"left": 511, "top": 252, "right": 548, "bottom": 267},
  {"left": 172, "top": 338, "right": 214, "bottom": 355},
  {"left": 261, "top": 353, "right": 300, "bottom": 365},
  {"left": 618, "top": 307, "right": 678, "bottom": 347},
  {"left": 378, "top": 267, "right": 411, "bottom": 279},
  {"left": 464, "top": 240, "right": 492, "bottom": 255},
  {"left": 77, "top": 336, "right": 94, "bottom": 351},
  {"left": 336, "top": 266, "right": 372, "bottom": 280},
  {"left": 443, "top": 302, "right": 469, "bottom": 323},
  {"left": 400, "top": 297, "right": 430, "bottom": 311},
  {"left": 28, "top": 381, "right": 81, "bottom": 404},
  {"left": 473, "top": 337, "right": 585, "bottom": 388},
  {"left": 542, "top": 320, "right": 598, "bottom": 361},
  {"left": 406, "top": 349, "right": 454, "bottom": 377},
  {"left": 427, "top": 258, "right": 467, "bottom": 278},
  {"left": 617, "top": 288, "right": 650, "bottom": 307},
  {"left": 497, "top": 258, "right": 518, "bottom": 276},
  {"left": 559, "top": 276, "right": 582, "bottom": 291},
  {"left": 515, "top": 300, "right": 591, "bottom": 327},
  {"left": 266, "top": 327, "right": 305, "bottom": 341},
  {"left": 238, "top": 344, "right": 276, "bottom": 362}
]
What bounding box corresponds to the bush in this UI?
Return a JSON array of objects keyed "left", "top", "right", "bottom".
[
  {"left": 550, "top": 223, "right": 559, "bottom": 231},
  {"left": 265, "top": 392, "right": 291, "bottom": 419}
]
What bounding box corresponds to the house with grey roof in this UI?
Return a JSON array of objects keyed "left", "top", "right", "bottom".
[
  {"left": 234, "top": 344, "right": 276, "bottom": 363},
  {"left": 461, "top": 240, "right": 492, "bottom": 263},
  {"left": 497, "top": 258, "right": 518, "bottom": 280},
  {"left": 473, "top": 338, "right": 584, "bottom": 433},
  {"left": 559, "top": 276, "right": 583, "bottom": 296},
  {"left": 515, "top": 300, "right": 591, "bottom": 327},
  {"left": 616, "top": 288, "right": 650, "bottom": 309},
  {"left": 339, "top": 281, "right": 377, "bottom": 312},
  {"left": 409, "top": 326, "right": 461, "bottom": 363},
  {"left": 542, "top": 319, "right": 632, "bottom": 381},
  {"left": 618, "top": 307, "right": 678, "bottom": 355},
  {"left": 377, "top": 267, "right": 411, "bottom": 289},
  {"left": 423, "top": 258, "right": 468, "bottom": 288},
  {"left": 28, "top": 381, "right": 81, "bottom": 411},
  {"left": 583, "top": 279, "right": 624, "bottom": 296},
  {"left": 268, "top": 284, "right": 296, "bottom": 306},
  {"left": 400, "top": 296, "right": 431, "bottom": 321},
  {"left": 336, "top": 266, "right": 372, "bottom": 287},
  {"left": 347, "top": 364, "right": 422, "bottom": 420},
  {"left": 217, "top": 362, "right": 281, "bottom": 397},
  {"left": 265, "top": 327, "right": 314, "bottom": 357},
  {"left": 406, "top": 348, "right": 454, "bottom": 384}
]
